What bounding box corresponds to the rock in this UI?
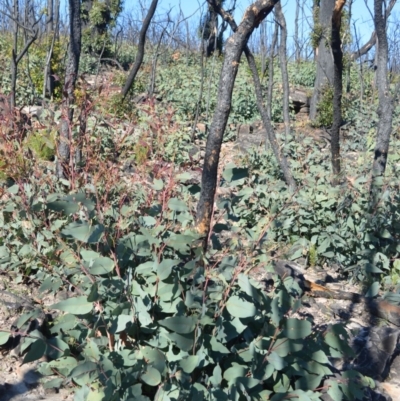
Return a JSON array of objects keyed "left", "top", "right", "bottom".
[
  {"left": 188, "top": 145, "right": 200, "bottom": 159},
  {"left": 132, "top": 92, "right": 162, "bottom": 104},
  {"left": 299, "top": 106, "right": 310, "bottom": 114},
  {"left": 352, "top": 326, "right": 400, "bottom": 380},
  {"left": 235, "top": 124, "right": 266, "bottom": 153},
  {"left": 289, "top": 88, "right": 310, "bottom": 114}
]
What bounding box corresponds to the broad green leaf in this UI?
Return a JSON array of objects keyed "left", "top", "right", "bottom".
[
  {"left": 119, "top": 349, "right": 137, "bottom": 367},
  {"left": 317, "top": 237, "right": 330, "bottom": 254},
  {"left": 23, "top": 339, "right": 46, "bottom": 364},
  {"left": 46, "top": 337, "right": 69, "bottom": 360},
  {"left": 47, "top": 200, "right": 79, "bottom": 215},
  {"left": 110, "top": 314, "right": 132, "bottom": 334},
  {"left": 141, "top": 346, "right": 166, "bottom": 374},
  {"left": 87, "top": 389, "right": 105, "bottom": 401},
  {"left": 295, "top": 373, "right": 323, "bottom": 391},
  {"left": 81, "top": 250, "right": 114, "bottom": 275},
  {"left": 179, "top": 355, "right": 199, "bottom": 373},
  {"left": 168, "top": 198, "right": 187, "bottom": 212},
  {"left": 50, "top": 314, "right": 76, "bottom": 333},
  {"left": 267, "top": 351, "right": 287, "bottom": 370},
  {"left": 222, "top": 164, "right": 248, "bottom": 183},
  {"left": 210, "top": 336, "right": 230, "bottom": 354},
  {"left": 70, "top": 361, "right": 98, "bottom": 378},
  {"left": 42, "top": 378, "right": 64, "bottom": 389},
  {"left": 153, "top": 179, "right": 164, "bottom": 190},
  {"left": 164, "top": 332, "right": 194, "bottom": 351},
  {"left": 159, "top": 316, "right": 196, "bottom": 334},
  {"left": 51, "top": 296, "right": 93, "bottom": 315},
  {"left": 74, "top": 386, "right": 90, "bottom": 401},
  {"left": 272, "top": 338, "right": 300, "bottom": 357},
  {"left": 209, "top": 364, "right": 222, "bottom": 387},
  {"left": 327, "top": 380, "right": 342, "bottom": 400},
  {"left": 365, "top": 281, "right": 379, "bottom": 298},
  {"left": 0, "top": 331, "right": 9, "bottom": 345},
  {"left": 141, "top": 367, "right": 161, "bottom": 386},
  {"left": 311, "top": 350, "right": 330, "bottom": 364},
  {"left": 283, "top": 318, "right": 312, "bottom": 339},
  {"left": 223, "top": 364, "right": 247, "bottom": 383},
  {"left": 61, "top": 222, "right": 104, "bottom": 243},
  {"left": 48, "top": 356, "right": 78, "bottom": 376},
  {"left": 226, "top": 296, "right": 256, "bottom": 318},
  {"left": 157, "top": 259, "right": 176, "bottom": 281}
]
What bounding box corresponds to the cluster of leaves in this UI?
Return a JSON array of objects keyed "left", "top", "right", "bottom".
[
  {"left": 0, "top": 95, "right": 375, "bottom": 400},
  {"left": 0, "top": 180, "right": 372, "bottom": 401},
  {"left": 218, "top": 119, "right": 400, "bottom": 290}
]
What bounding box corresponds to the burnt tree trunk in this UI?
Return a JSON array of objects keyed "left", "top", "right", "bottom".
[
  {"left": 330, "top": 0, "right": 346, "bottom": 181},
  {"left": 121, "top": 0, "right": 158, "bottom": 99},
  {"left": 206, "top": 6, "right": 218, "bottom": 57},
  {"left": 56, "top": 0, "right": 82, "bottom": 179},
  {"left": 274, "top": 3, "right": 290, "bottom": 141},
  {"left": 310, "top": 0, "right": 335, "bottom": 121},
  {"left": 371, "top": 0, "right": 395, "bottom": 201},
  {"left": 196, "top": 0, "right": 280, "bottom": 241},
  {"left": 209, "top": 1, "right": 296, "bottom": 191}
]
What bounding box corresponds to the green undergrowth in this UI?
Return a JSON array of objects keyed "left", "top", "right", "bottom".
[
  {"left": 216, "top": 102, "right": 400, "bottom": 291},
  {"left": 0, "top": 46, "right": 399, "bottom": 399},
  {"left": 0, "top": 104, "right": 388, "bottom": 401},
  {"left": 0, "top": 174, "right": 373, "bottom": 401}
]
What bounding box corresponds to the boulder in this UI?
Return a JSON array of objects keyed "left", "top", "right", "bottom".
[{"left": 289, "top": 89, "right": 310, "bottom": 114}]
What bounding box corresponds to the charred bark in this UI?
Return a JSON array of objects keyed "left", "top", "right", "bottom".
[
  {"left": 330, "top": 0, "right": 346, "bottom": 181},
  {"left": 121, "top": 0, "right": 158, "bottom": 99},
  {"left": 205, "top": 6, "right": 218, "bottom": 57},
  {"left": 371, "top": 0, "right": 395, "bottom": 196},
  {"left": 56, "top": 0, "right": 81, "bottom": 179},
  {"left": 209, "top": 1, "right": 296, "bottom": 190},
  {"left": 196, "top": 0, "right": 281, "bottom": 243},
  {"left": 310, "top": 0, "right": 335, "bottom": 121}
]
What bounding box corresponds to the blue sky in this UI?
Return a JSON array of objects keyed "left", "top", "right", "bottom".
[{"left": 154, "top": 0, "right": 400, "bottom": 45}]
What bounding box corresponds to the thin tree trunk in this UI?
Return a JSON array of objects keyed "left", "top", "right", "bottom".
[
  {"left": 43, "top": 28, "right": 57, "bottom": 98},
  {"left": 267, "top": 18, "right": 278, "bottom": 120},
  {"left": 47, "top": 0, "right": 54, "bottom": 33},
  {"left": 56, "top": 0, "right": 82, "bottom": 179},
  {"left": 192, "top": 42, "right": 206, "bottom": 141},
  {"left": 330, "top": 0, "right": 346, "bottom": 182},
  {"left": 310, "top": 0, "right": 336, "bottom": 122},
  {"left": 210, "top": 1, "right": 296, "bottom": 192},
  {"left": 206, "top": 6, "right": 218, "bottom": 57},
  {"left": 10, "top": 0, "right": 38, "bottom": 110},
  {"left": 345, "top": 0, "right": 353, "bottom": 93},
  {"left": 294, "top": 0, "right": 300, "bottom": 62},
  {"left": 371, "top": 0, "right": 395, "bottom": 195},
  {"left": 197, "top": 0, "right": 279, "bottom": 243},
  {"left": 274, "top": 2, "right": 290, "bottom": 142},
  {"left": 353, "top": 21, "right": 365, "bottom": 105},
  {"left": 260, "top": 20, "right": 266, "bottom": 75},
  {"left": 10, "top": 0, "right": 18, "bottom": 110},
  {"left": 121, "top": 0, "right": 158, "bottom": 99}
]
